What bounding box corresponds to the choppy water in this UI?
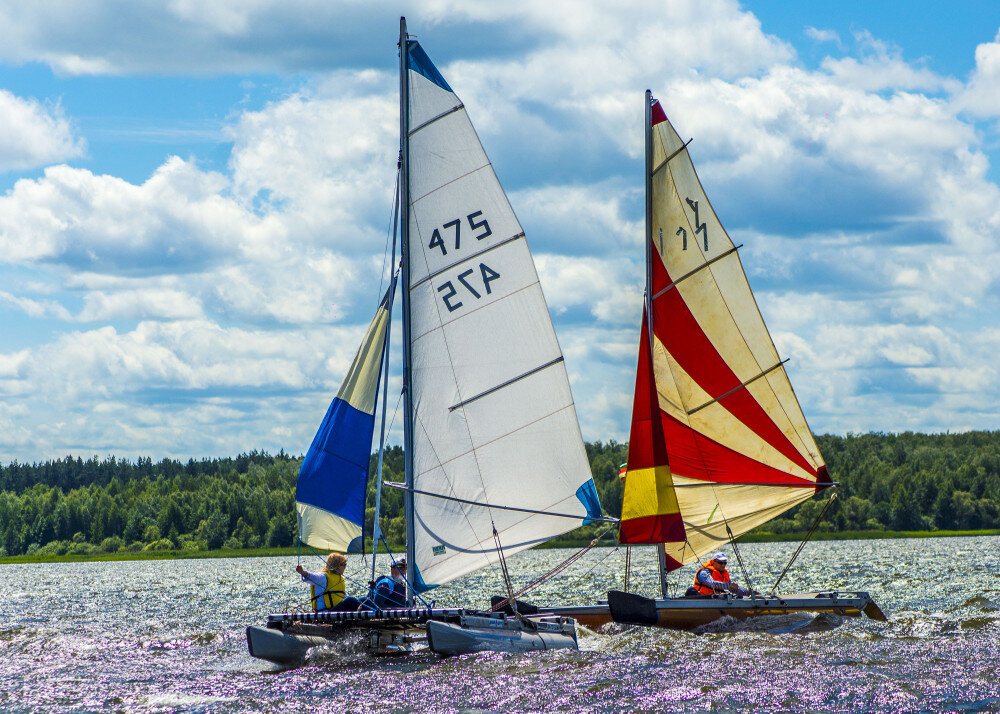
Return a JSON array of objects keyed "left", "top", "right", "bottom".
[{"left": 3, "top": 537, "right": 1000, "bottom": 713}]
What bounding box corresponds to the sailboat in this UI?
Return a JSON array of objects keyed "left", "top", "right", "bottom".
[
  {"left": 247, "top": 18, "right": 608, "bottom": 664},
  {"left": 535, "top": 92, "right": 886, "bottom": 630}
]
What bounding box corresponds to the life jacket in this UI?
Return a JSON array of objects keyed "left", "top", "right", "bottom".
[
  {"left": 693, "top": 561, "right": 730, "bottom": 596},
  {"left": 369, "top": 575, "right": 408, "bottom": 610},
  {"left": 310, "top": 569, "right": 346, "bottom": 611}
]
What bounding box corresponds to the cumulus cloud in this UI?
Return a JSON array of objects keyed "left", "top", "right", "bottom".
[
  {"left": 2, "top": 0, "right": 1000, "bottom": 461},
  {"left": 0, "top": 90, "right": 84, "bottom": 171},
  {"left": 956, "top": 31, "right": 1000, "bottom": 117}
]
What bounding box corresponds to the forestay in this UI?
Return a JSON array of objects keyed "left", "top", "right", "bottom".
[
  {"left": 296, "top": 290, "right": 392, "bottom": 553},
  {"left": 619, "top": 97, "right": 831, "bottom": 569},
  {"left": 403, "top": 41, "right": 601, "bottom": 591}
]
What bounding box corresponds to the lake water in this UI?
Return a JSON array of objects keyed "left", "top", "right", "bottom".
[{"left": 3, "top": 537, "right": 1000, "bottom": 713}]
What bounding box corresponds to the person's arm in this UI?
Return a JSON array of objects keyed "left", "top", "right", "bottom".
[
  {"left": 697, "top": 569, "right": 730, "bottom": 592},
  {"left": 297, "top": 567, "right": 326, "bottom": 587}
]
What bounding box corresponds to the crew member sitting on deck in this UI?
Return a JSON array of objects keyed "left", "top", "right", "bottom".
[
  {"left": 685, "top": 552, "right": 752, "bottom": 597},
  {"left": 365, "top": 557, "right": 410, "bottom": 611},
  {"left": 296, "top": 553, "right": 362, "bottom": 612}
]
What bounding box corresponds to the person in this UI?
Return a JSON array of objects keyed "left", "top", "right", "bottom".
[
  {"left": 365, "top": 557, "right": 410, "bottom": 611},
  {"left": 686, "top": 552, "right": 753, "bottom": 597},
  {"left": 296, "top": 552, "right": 362, "bottom": 612}
]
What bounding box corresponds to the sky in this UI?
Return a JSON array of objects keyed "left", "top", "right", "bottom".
[{"left": 2, "top": 1, "right": 1000, "bottom": 464}]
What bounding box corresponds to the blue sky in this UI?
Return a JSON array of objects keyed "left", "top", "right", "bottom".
[{"left": 2, "top": 1, "right": 1000, "bottom": 463}]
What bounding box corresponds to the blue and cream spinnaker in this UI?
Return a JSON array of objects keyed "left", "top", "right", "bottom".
[{"left": 295, "top": 288, "right": 392, "bottom": 553}]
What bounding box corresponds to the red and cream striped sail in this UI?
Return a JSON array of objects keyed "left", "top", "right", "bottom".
[{"left": 619, "top": 97, "right": 831, "bottom": 570}]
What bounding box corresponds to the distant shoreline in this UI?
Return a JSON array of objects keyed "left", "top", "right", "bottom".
[{"left": 2, "top": 528, "right": 998, "bottom": 565}]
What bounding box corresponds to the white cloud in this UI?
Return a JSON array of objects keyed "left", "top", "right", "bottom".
[
  {"left": 2, "top": 0, "right": 1000, "bottom": 461},
  {"left": 817, "top": 31, "right": 958, "bottom": 93},
  {"left": 805, "top": 27, "right": 841, "bottom": 47},
  {"left": 78, "top": 288, "right": 204, "bottom": 322},
  {"left": 0, "top": 90, "right": 84, "bottom": 170},
  {"left": 0, "top": 291, "right": 73, "bottom": 320},
  {"left": 956, "top": 31, "right": 1000, "bottom": 117}
]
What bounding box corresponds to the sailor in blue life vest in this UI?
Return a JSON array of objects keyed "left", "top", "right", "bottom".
[
  {"left": 295, "top": 552, "right": 363, "bottom": 612},
  {"left": 685, "top": 552, "right": 754, "bottom": 597},
  {"left": 365, "top": 557, "right": 410, "bottom": 611}
]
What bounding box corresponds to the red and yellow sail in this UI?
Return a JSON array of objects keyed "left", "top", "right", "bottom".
[
  {"left": 619, "top": 97, "right": 831, "bottom": 570},
  {"left": 619, "top": 307, "right": 685, "bottom": 544}
]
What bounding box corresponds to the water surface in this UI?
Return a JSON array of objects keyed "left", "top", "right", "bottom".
[{"left": 3, "top": 537, "right": 999, "bottom": 712}]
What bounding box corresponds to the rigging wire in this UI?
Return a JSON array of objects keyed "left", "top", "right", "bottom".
[
  {"left": 575, "top": 542, "right": 622, "bottom": 586},
  {"left": 723, "top": 519, "right": 759, "bottom": 607},
  {"left": 491, "top": 526, "right": 519, "bottom": 612},
  {"left": 623, "top": 545, "right": 631, "bottom": 593},
  {"left": 378, "top": 535, "right": 431, "bottom": 608},
  {"left": 377, "top": 165, "right": 401, "bottom": 302},
  {"left": 770, "top": 492, "right": 838, "bottom": 596},
  {"left": 491, "top": 525, "right": 617, "bottom": 612}
]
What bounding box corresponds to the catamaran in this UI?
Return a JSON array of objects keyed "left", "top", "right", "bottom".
[
  {"left": 247, "top": 23, "right": 886, "bottom": 666},
  {"left": 535, "top": 92, "right": 886, "bottom": 630},
  {"left": 247, "top": 17, "right": 608, "bottom": 665}
]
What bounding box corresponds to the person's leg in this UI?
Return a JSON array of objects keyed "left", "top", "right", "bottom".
[{"left": 331, "top": 596, "right": 363, "bottom": 611}]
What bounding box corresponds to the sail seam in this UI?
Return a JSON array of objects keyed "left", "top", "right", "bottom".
[
  {"left": 651, "top": 244, "right": 741, "bottom": 301},
  {"left": 410, "top": 273, "right": 538, "bottom": 342},
  {"left": 410, "top": 161, "right": 491, "bottom": 204},
  {"left": 651, "top": 138, "right": 692, "bottom": 176},
  {"left": 448, "top": 357, "right": 564, "bottom": 411},
  {"left": 687, "top": 359, "right": 790, "bottom": 415},
  {"left": 412, "top": 412, "right": 490, "bottom": 553},
  {"left": 408, "top": 103, "right": 464, "bottom": 136},
  {"left": 414, "top": 402, "right": 577, "bottom": 483},
  {"left": 668, "top": 155, "right": 821, "bottom": 471},
  {"left": 385, "top": 482, "right": 618, "bottom": 522},
  {"left": 410, "top": 232, "right": 525, "bottom": 290}
]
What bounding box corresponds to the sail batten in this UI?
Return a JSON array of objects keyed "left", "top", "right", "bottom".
[
  {"left": 619, "top": 96, "right": 828, "bottom": 563},
  {"left": 408, "top": 104, "right": 466, "bottom": 136}
]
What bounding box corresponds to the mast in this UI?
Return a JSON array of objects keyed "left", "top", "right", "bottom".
[
  {"left": 399, "top": 16, "right": 416, "bottom": 599},
  {"left": 644, "top": 89, "right": 670, "bottom": 599}
]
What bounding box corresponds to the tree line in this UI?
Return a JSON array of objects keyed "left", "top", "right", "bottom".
[{"left": 1, "top": 431, "right": 998, "bottom": 557}]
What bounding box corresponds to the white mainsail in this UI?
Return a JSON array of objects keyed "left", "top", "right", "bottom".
[{"left": 401, "top": 38, "right": 601, "bottom": 591}]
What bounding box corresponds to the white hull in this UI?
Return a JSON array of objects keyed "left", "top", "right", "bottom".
[
  {"left": 246, "top": 625, "right": 332, "bottom": 666},
  {"left": 426, "top": 614, "right": 578, "bottom": 656}
]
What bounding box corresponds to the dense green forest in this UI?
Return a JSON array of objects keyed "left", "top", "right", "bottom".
[{"left": 1, "top": 431, "right": 999, "bottom": 558}]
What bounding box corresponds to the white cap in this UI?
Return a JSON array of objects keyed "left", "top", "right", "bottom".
[{"left": 712, "top": 552, "right": 728, "bottom": 563}]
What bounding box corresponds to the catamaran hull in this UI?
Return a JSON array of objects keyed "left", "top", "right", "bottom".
[
  {"left": 540, "top": 591, "right": 886, "bottom": 630},
  {"left": 246, "top": 625, "right": 333, "bottom": 666},
  {"left": 247, "top": 607, "right": 579, "bottom": 664},
  {"left": 425, "top": 616, "right": 578, "bottom": 656}
]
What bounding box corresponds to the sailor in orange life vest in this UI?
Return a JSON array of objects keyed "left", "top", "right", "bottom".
[
  {"left": 686, "top": 552, "right": 753, "bottom": 597},
  {"left": 295, "top": 552, "right": 363, "bottom": 612}
]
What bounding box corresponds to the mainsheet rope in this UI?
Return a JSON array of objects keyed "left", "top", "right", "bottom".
[
  {"left": 491, "top": 524, "right": 617, "bottom": 612},
  {"left": 770, "top": 492, "right": 838, "bottom": 596}
]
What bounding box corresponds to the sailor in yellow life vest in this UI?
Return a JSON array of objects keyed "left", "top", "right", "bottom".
[
  {"left": 686, "top": 552, "right": 752, "bottom": 597},
  {"left": 295, "top": 552, "right": 363, "bottom": 612}
]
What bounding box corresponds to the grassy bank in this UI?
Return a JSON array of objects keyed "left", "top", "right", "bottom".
[
  {"left": 0, "top": 543, "right": 416, "bottom": 565},
  {"left": 737, "top": 528, "right": 1000, "bottom": 543},
  {"left": 3, "top": 528, "right": 1000, "bottom": 565}
]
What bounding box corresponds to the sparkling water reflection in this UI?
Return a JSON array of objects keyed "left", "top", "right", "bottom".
[{"left": 2, "top": 537, "right": 1000, "bottom": 712}]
